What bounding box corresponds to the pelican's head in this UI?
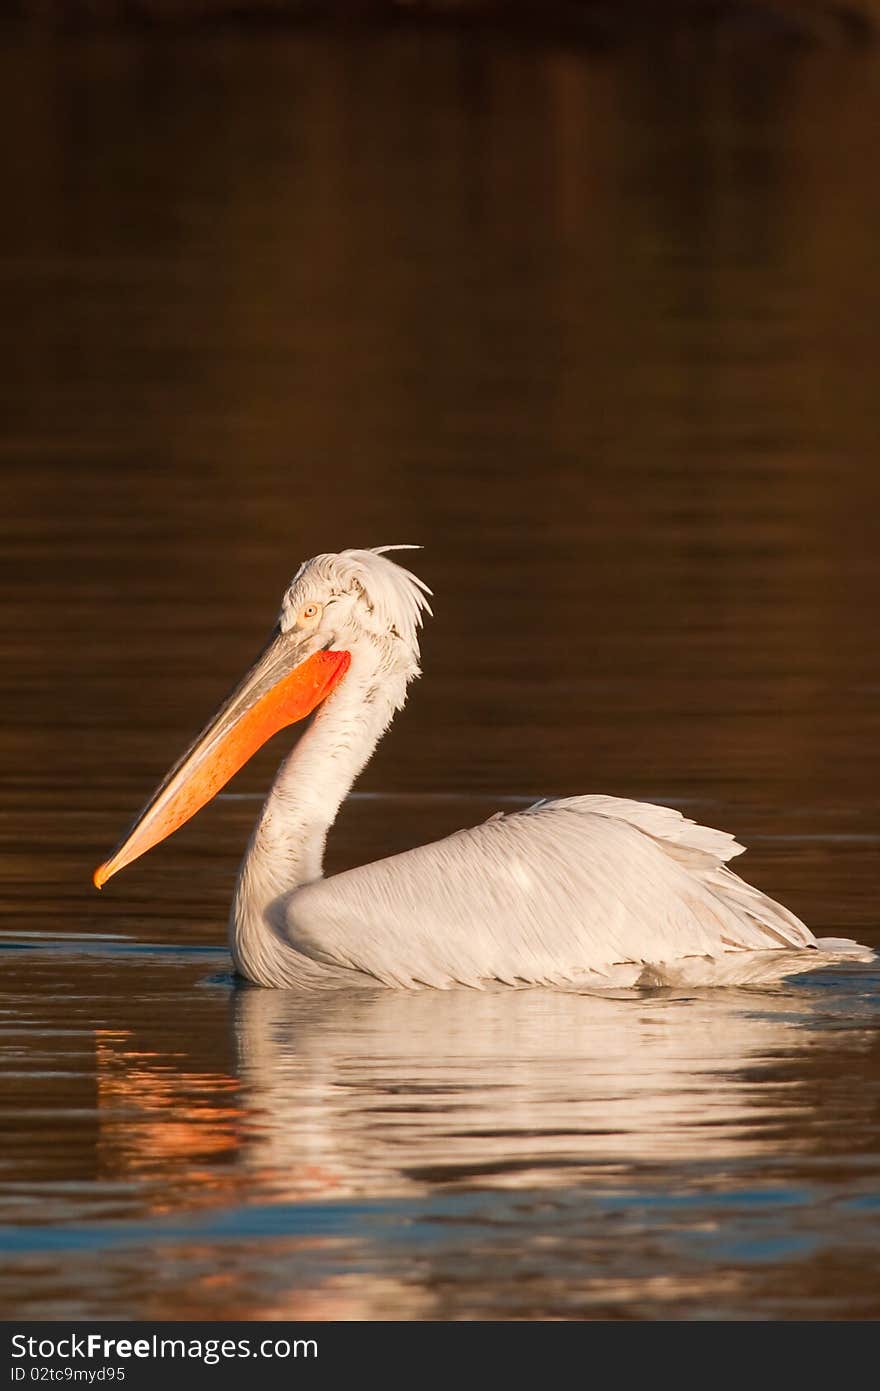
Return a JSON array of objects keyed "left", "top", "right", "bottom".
[
  {"left": 280, "top": 544, "right": 431, "bottom": 686},
  {"left": 93, "top": 545, "right": 431, "bottom": 890}
]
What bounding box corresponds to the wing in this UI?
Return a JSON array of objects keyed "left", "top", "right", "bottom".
[{"left": 284, "top": 796, "right": 817, "bottom": 989}]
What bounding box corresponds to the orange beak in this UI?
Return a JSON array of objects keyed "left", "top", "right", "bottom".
[{"left": 93, "top": 631, "right": 351, "bottom": 889}]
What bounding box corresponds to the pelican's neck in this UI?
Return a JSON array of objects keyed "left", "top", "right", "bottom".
[
  {"left": 229, "top": 662, "right": 404, "bottom": 982},
  {"left": 248, "top": 670, "right": 397, "bottom": 889}
]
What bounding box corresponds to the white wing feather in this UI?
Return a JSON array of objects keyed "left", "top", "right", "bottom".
[{"left": 284, "top": 796, "right": 821, "bottom": 989}]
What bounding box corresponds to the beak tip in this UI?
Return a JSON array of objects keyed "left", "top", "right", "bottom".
[{"left": 93, "top": 862, "right": 110, "bottom": 891}]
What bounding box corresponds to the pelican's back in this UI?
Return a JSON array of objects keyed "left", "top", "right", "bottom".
[{"left": 284, "top": 796, "right": 870, "bottom": 989}]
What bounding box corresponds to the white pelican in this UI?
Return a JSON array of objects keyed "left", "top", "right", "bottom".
[{"left": 94, "top": 546, "right": 872, "bottom": 989}]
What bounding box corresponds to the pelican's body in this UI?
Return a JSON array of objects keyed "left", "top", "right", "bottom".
[{"left": 96, "top": 547, "right": 873, "bottom": 989}]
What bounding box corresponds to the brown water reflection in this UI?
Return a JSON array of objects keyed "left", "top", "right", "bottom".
[
  {"left": 1, "top": 27, "right": 880, "bottom": 1318},
  {"left": 2, "top": 946, "right": 879, "bottom": 1319}
]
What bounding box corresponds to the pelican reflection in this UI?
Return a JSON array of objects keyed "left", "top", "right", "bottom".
[{"left": 230, "top": 983, "right": 832, "bottom": 1202}]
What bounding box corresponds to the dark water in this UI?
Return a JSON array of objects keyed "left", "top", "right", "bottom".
[{"left": 2, "top": 28, "right": 880, "bottom": 1319}]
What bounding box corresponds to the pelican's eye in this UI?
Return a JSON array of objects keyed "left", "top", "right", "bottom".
[{"left": 297, "top": 601, "right": 323, "bottom": 628}]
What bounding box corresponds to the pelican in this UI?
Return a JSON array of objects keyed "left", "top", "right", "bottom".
[{"left": 94, "top": 546, "right": 873, "bottom": 989}]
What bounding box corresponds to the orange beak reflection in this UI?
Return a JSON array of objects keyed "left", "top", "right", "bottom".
[{"left": 93, "top": 639, "right": 351, "bottom": 889}]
